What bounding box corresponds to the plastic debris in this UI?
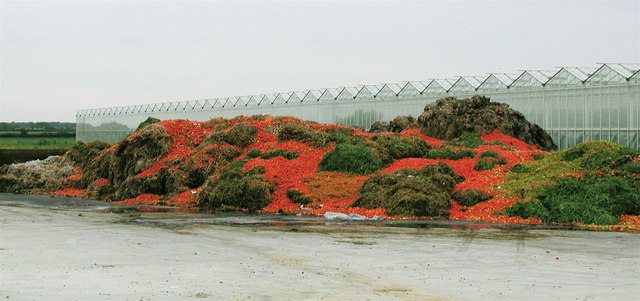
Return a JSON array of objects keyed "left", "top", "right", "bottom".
[{"left": 323, "top": 212, "right": 383, "bottom": 220}]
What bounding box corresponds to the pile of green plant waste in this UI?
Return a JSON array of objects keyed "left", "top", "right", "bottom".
[
  {"left": 136, "top": 117, "right": 161, "bottom": 131},
  {"left": 502, "top": 141, "right": 639, "bottom": 200},
  {"left": 474, "top": 150, "right": 507, "bottom": 171},
  {"left": 370, "top": 135, "right": 431, "bottom": 160},
  {"left": 505, "top": 175, "right": 640, "bottom": 225},
  {"left": 352, "top": 162, "right": 464, "bottom": 217},
  {"left": 453, "top": 189, "right": 493, "bottom": 207},
  {"left": 319, "top": 143, "right": 383, "bottom": 175},
  {"left": 198, "top": 165, "right": 275, "bottom": 211},
  {"left": 286, "top": 189, "right": 313, "bottom": 205},
  {"left": 502, "top": 141, "right": 640, "bottom": 224}
]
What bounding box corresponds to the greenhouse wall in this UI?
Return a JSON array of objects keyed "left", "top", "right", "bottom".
[{"left": 76, "top": 63, "right": 640, "bottom": 149}]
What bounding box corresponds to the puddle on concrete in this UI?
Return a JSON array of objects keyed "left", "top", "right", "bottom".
[{"left": 0, "top": 192, "right": 573, "bottom": 235}]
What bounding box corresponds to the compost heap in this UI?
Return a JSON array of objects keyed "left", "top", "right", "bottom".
[{"left": 1, "top": 96, "right": 639, "bottom": 232}]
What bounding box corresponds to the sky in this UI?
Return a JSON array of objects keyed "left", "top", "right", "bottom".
[{"left": 1, "top": 0, "right": 638, "bottom": 122}]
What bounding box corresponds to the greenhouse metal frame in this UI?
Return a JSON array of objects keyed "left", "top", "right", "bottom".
[{"left": 77, "top": 63, "right": 640, "bottom": 149}]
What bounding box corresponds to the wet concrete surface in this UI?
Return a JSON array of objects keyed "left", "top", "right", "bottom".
[{"left": 0, "top": 194, "right": 638, "bottom": 300}]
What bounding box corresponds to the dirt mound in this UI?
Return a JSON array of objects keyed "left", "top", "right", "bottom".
[
  {"left": 417, "top": 96, "right": 557, "bottom": 151},
  {"left": 369, "top": 116, "right": 418, "bottom": 133}
]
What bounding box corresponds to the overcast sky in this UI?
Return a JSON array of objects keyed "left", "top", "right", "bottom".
[{"left": 1, "top": 0, "right": 638, "bottom": 122}]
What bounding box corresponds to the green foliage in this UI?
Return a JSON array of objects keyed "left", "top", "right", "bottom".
[
  {"left": 561, "top": 147, "right": 584, "bottom": 162},
  {"left": 136, "top": 117, "right": 161, "bottom": 131},
  {"left": 445, "top": 133, "right": 486, "bottom": 149},
  {"left": 353, "top": 163, "right": 464, "bottom": 217},
  {"left": 502, "top": 141, "right": 635, "bottom": 200},
  {"left": 505, "top": 175, "right": 640, "bottom": 225},
  {"left": 67, "top": 140, "right": 111, "bottom": 165},
  {"left": 199, "top": 166, "right": 274, "bottom": 211},
  {"left": 424, "top": 148, "right": 476, "bottom": 160},
  {"left": 0, "top": 137, "right": 76, "bottom": 149},
  {"left": 452, "top": 189, "right": 493, "bottom": 207},
  {"left": 559, "top": 141, "right": 637, "bottom": 171},
  {"left": 619, "top": 147, "right": 640, "bottom": 158},
  {"left": 531, "top": 154, "right": 546, "bottom": 160},
  {"left": 474, "top": 157, "right": 507, "bottom": 171},
  {"left": 247, "top": 148, "right": 262, "bottom": 158},
  {"left": 479, "top": 150, "right": 499, "bottom": 158},
  {"left": 261, "top": 149, "right": 299, "bottom": 160},
  {"left": 204, "top": 122, "right": 259, "bottom": 148},
  {"left": 87, "top": 140, "right": 111, "bottom": 150},
  {"left": 286, "top": 189, "right": 312, "bottom": 205},
  {"left": 619, "top": 161, "right": 640, "bottom": 174},
  {"left": 0, "top": 121, "right": 75, "bottom": 132},
  {"left": 504, "top": 201, "right": 549, "bottom": 220},
  {"left": 223, "top": 159, "right": 250, "bottom": 174},
  {"left": 510, "top": 164, "right": 530, "bottom": 173},
  {"left": 319, "top": 144, "right": 383, "bottom": 175},
  {"left": 331, "top": 133, "right": 355, "bottom": 145},
  {"left": 226, "top": 123, "right": 258, "bottom": 148},
  {"left": 277, "top": 123, "right": 333, "bottom": 148},
  {"left": 0, "top": 131, "right": 75, "bottom": 138},
  {"left": 372, "top": 135, "right": 430, "bottom": 160}
]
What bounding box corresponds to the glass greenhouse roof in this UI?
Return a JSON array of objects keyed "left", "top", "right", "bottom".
[{"left": 77, "top": 63, "right": 640, "bottom": 117}]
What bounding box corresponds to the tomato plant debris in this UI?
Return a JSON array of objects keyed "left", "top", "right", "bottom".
[{"left": 1, "top": 97, "right": 638, "bottom": 232}]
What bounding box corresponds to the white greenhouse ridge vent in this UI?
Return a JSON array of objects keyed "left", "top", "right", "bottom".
[{"left": 77, "top": 63, "right": 640, "bottom": 117}]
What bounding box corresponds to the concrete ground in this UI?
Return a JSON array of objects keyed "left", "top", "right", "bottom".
[{"left": 0, "top": 196, "right": 638, "bottom": 300}]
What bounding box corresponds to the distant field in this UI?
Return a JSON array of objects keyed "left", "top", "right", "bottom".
[
  {"left": 0, "top": 137, "right": 76, "bottom": 149},
  {"left": 0, "top": 131, "right": 71, "bottom": 134},
  {"left": 0, "top": 131, "right": 75, "bottom": 137}
]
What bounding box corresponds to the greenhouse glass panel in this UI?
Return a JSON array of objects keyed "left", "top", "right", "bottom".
[
  {"left": 302, "top": 90, "right": 322, "bottom": 102},
  {"left": 272, "top": 93, "right": 289, "bottom": 105},
  {"left": 248, "top": 95, "right": 262, "bottom": 106},
  {"left": 585, "top": 64, "right": 626, "bottom": 85},
  {"left": 355, "top": 85, "right": 380, "bottom": 100},
  {"left": 511, "top": 73, "right": 540, "bottom": 88},
  {"left": 318, "top": 88, "right": 339, "bottom": 102},
  {"left": 232, "top": 96, "right": 251, "bottom": 107},
  {"left": 210, "top": 99, "right": 221, "bottom": 108},
  {"left": 288, "top": 91, "right": 305, "bottom": 103},
  {"left": 225, "top": 97, "right": 238, "bottom": 107},
  {"left": 630, "top": 70, "right": 640, "bottom": 83},
  {"left": 609, "top": 63, "right": 639, "bottom": 78},
  {"left": 423, "top": 79, "right": 453, "bottom": 94},
  {"left": 76, "top": 63, "right": 640, "bottom": 148},
  {"left": 478, "top": 74, "right": 514, "bottom": 91},
  {"left": 546, "top": 69, "right": 583, "bottom": 87},
  {"left": 375, "top": 84, "right": 401, "bottom": 99},
  {"left": 220, "top": 98, "right": 233, "bottom": 107},
  {"left": 336, "top": 87, "right": 358, "bottom": 100},
  {"left": 449, "top": 77, "right": 484, "bottom": 93},
  {"left": 262, "top": 94, "right": 277, "bottom": 105},
  {"left": 398, "top": 81, "right": 425, "bottom": 98}
]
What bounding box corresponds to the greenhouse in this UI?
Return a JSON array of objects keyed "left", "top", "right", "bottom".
[{"left": 76, "top": 63, "right": 640, "bottom": 149}]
